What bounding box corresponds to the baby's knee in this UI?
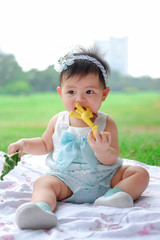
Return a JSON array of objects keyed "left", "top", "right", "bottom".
[
  {"left": 33, "top": 175, "right": 60, "bottom": 191},
  {"left": 33, "top": 175, "right": 71, "bottom": 200},
  {"left": 134, "top": 166, "right": 149, "bottom": 187}
]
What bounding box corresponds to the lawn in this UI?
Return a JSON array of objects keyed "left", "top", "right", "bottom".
[{"left": 0, "top": 92, "right": 159, "bottom": 166}]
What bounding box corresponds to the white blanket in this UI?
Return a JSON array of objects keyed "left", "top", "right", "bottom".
[{"left": 0, "top": 151, "right": 160, "bottom": 239}]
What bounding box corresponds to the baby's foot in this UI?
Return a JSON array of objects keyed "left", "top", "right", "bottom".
[
  {"left": 94, "top": 192, "right": 133, "bottom": 208},
  {"left": 16, "top": 202, "right": 57, "bottom": 229}
]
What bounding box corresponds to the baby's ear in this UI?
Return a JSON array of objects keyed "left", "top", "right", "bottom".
[
  {"left": 57, "top": 86, "right": 62, "bottom": 98},
  {"left": 102, "top": 87, "right": 110, "bottom": 101},
  {"left": 106, "top": 87, "right": 110, "bottom": 96}
]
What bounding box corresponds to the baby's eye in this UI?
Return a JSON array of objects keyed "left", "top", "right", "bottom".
[
  {"left": 68, "top": 90, "right": 75, "bottom": 94},
  {"left": 86, "top": 90, "right": 94, "bottom": 94}
]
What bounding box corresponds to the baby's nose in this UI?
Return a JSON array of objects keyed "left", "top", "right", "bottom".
[{"left": 76, "top": 93, "right": 86, "bottom": 103}]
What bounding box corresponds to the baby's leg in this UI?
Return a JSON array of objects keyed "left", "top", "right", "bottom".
[
  {"left": 94, "top": 166, "right": 149, "bottom": 208},
  {"left": 16, "top": 175, "right": 72, "bottom": 229},
  {"left": 110, "top": 165, "right": 149, "bottom": 200},
  {"left": 31, "top": 175, "right": 72, "bottom": 211}
]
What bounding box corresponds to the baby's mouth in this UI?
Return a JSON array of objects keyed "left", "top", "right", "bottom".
[
  {"left": 92, "top": 113, "right": 98, "bottom": 118},
  {"left": 74, "top": 106, "right": 98, "bottom": 119}
]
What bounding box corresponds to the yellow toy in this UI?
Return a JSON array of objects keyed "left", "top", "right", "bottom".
[
  {"left": 69, "top": 103, "right": 107, "bottom": 138},
  {"left": 0, "top": 152, "right": 21, "bottom": 181}
]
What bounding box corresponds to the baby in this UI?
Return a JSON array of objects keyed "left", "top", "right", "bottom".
[{"left": 8, "top": 46, "right": 149, "bottom": 229}]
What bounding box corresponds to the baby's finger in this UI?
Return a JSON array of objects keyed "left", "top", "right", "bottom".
[
  {"left": 94, "top": 129, "right": 101, "bottom": 141},
  {"left": 100, "top": 131, "right": 108, "bottom": 142},
  {"left": 8, "top": 145, "right": 15, "bottom": 155},
  {"left": 8, "top": 144, "right": 18, "bottom": 156},
  {"left": 87, "top": 130, "right": 95, "bottom": 143},
  {"left": 18, "top": 150, "right": 23, "bottom": 158}
]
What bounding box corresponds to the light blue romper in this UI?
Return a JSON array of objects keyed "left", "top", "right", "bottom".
[{"left": 46, "top": 111, "right": 122, "bottom": 204}]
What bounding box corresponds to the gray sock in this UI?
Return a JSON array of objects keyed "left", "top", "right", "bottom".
[
  {"left": 94, "top": 192, "right": 133, "bottom": 208},
  {"left": 16, "top": 202, "right": 57, "bottom": 229}
]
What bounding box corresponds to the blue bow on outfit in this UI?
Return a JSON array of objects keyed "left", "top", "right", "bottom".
[{"left": 57, "top": 131, "right": 98, "bottom": 172}]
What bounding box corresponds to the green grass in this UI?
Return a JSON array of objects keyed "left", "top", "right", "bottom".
[{"left": 0, "top": 92, "right": 160, "bottom": 166}]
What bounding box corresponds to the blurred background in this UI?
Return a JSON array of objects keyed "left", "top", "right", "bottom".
[
  {"left": 0, "top": 0, "right": 160, "bottom": 93},
  {"left": 0, "top": 0, "right": 159, "bottom": 164}
]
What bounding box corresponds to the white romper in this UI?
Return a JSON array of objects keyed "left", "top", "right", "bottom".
[{"left": 46, "top": 111, "right": 122, "bottom": 203}]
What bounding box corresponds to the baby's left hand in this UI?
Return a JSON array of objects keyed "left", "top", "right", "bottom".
[{"left": 87, "top": 129, "right": 111, "bottom": 158}]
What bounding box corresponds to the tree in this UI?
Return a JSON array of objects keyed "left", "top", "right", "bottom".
[
  {"left": 0, "top": 53, "right": 25, "bottom": 89},
  {"left": 27, "top": 66, "right": 59, "bottom": 92},
  {"left": 0, "top": 52, "right": 160, "bottom": 94},
  {"left": 1, "top": 80, "right": 32, "bottom": 94}
]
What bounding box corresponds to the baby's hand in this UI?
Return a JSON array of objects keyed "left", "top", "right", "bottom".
[
  {"left": 87, "top": 129, "right": 111, "bottom": 159},
  {"left": 8, "top": 140, "right": 25, "bottom": 158}
]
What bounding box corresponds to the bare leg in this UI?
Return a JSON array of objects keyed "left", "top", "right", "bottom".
[
  {"left": 94, "top": 165, "right": 149, "bottom": 207},
  {"left": 111, "top": 165, "right": 149, "bottom": 200},
  {"left": 31, "top": 175, "right": 73, "bottom": 211}
]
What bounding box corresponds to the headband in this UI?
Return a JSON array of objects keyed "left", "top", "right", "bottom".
[{"left": 54, "top": 52, "right": 108, "bottom": 84}]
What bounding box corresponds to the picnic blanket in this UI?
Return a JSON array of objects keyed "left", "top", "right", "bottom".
[{"left": 0, "top": 151, "right": 160, "bottom": 239}]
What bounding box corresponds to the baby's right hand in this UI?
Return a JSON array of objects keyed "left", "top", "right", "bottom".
[{"left": 8, "top": 140, "right": 25, "bottom": 158}]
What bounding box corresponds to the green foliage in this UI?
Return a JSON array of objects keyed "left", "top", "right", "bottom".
[
  {"left": 1, "top": 80, "right": 32, "bottom": 94},
  {"left": 26, "top": 66, "right": 59, "bottom": 92},
  {"left": 0, "top": 53, "right": 25, "bottom": 88},
  {"left": 110, "top": 71, "right": 160, "bottom": 92},
  {"left": 0, "top": 52, "right": 160, "bottom": 94},
  {"left": 0, "top": 52, "right": 59, "bottom": 94},
  {"left": 0, "top": 152, "right": 21, "bottom": 181}
]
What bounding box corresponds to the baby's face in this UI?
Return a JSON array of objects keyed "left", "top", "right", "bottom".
[{"left": 57, "top": 73, "right": 108, "bottom": 115}]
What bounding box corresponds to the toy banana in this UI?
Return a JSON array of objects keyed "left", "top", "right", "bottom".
[
  {"left": 0, "top": 152, "right": 21, "bottom": 181},
  {"left": 69, "top": 103, "right": 107, "bottom": 138}
]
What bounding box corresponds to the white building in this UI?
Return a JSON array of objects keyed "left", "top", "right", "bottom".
[{"left": 94, "top": 37, "right": 128, "bottom": 75}]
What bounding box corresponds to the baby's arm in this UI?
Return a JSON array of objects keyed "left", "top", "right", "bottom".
[
  {"left": 8, "top": 114, "right": 59, "bottom": 157},
  {"left": 87, "top": 116, "right": 119, "bottom": 165}
]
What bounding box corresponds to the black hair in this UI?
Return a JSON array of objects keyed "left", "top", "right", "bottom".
[{"left": 59, "top": 46, "right": 110, "bottom": 88}]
